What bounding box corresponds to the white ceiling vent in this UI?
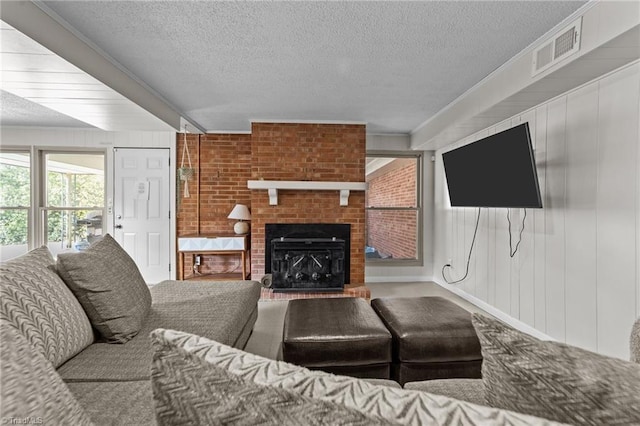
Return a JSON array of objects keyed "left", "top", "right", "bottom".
[{"left": 532, "top": 17, "right": 582, "bottom": 77}]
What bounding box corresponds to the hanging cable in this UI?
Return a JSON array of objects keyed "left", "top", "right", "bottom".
[
  {"left": 442, "top": 207, "right": 481, "bottom": 284},
  {"left": 507, "top": 208, "right": 527, "bottom": 258}
]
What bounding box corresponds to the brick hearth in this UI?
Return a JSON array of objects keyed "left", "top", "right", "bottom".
[{"left": 260, "top": 285, "right": 371, "bottom": 301}]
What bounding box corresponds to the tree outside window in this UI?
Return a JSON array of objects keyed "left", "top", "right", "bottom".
[
  {"left": 44, "top": 153, "right": 105, "bottom": 256},
  {"left": 0, "top": 152, "right": 30, "bottom": 260}
]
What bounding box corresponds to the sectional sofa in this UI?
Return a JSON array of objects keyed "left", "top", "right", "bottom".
[{"left": 0, "top": 236, "right": 261, "bottom": 424}]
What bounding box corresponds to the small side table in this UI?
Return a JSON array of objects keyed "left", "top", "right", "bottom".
[{"left": 177, "top": 234, "right": 250, "bottom": 280}]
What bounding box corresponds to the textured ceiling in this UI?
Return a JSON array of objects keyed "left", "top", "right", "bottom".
[
  {"left": 1, "top": 90, "right": 93, "bottom": 128},
  {"left": 17, "top": 1, "right": 587, "bottom": 133}
]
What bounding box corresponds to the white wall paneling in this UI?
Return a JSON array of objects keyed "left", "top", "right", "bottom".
[
  {"left": 595, "top": 64, "right": 639, "bottom": 358},
  {"left": 509, "top": 207, "right": 521, "bottom": 318},
  {"left": 495, "top": 206, "right": 511, "bottom": 315},
  {"left": 464, "top": 207, "right": 477, "bottom": 296},
  {"left": 495, "top": 121, "right": 515, "bottom": 317},
  {"left": 533, "top": 105, "right": 548, "bottom": 333},
  {"left": 455, "top": 208, "right": 465, "bottom": 285},
  {"left": 475, "top": 206, "right": 489, "bottom": 303},
  {"left": 544, "top": 96, "right": 568, "bottom": 342},
  {"left": 564, "top": 83, "right": 599, "bottom": 352},
  {"left": 516, "top": 106, "right": 538, "bottom": 326},
  {"left": 517, "top": 204, "right": 535, "bottom": 327},
  {"left": 434, "top": 62, "right": 640, "bottom": 359}
]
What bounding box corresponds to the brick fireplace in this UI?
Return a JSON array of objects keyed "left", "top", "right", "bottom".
[
  {"left": 250, "top": 122, "right": 366, "bottom": 289},
  {"left": 176, "top": 122, "right": 367, "bottom": 297}
]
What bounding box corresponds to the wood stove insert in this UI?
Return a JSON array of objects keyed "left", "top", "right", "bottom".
[{"left": 265, "top": 223, "right": 350, "bottom": 292}]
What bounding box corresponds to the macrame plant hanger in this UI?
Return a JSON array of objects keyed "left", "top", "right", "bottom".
[{"left": 179, "top": 125, "right": 194, "bottom": 198}]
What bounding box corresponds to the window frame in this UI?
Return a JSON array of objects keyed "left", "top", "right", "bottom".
[
  {"left": 39, "top": 149, "right": 106, "bottom": 252},
  {"left": 0, "top": 146, "right": 108, "bottom": 261},
  {"left": 0, "top": 148, "right": 33, "bottom": 257},
  {"left": 365, "top": 150, "right": 423, "bottom": 266}
]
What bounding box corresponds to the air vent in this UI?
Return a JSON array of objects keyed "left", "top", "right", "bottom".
[
  {"left": 532, "top": 17, "right": 582, "bottom": 76},
  {"left": 536, "top": 43, "right": 554, "bottom": 70}
]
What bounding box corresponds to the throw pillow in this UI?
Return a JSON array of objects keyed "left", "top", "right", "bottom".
[
  {"left": 57, "top": 234, "right": 151, "bottom": 343},
  {"left": 151, "top": 328, "right": 561, "bottom": 426},
  {"left": 472, "top": 313, "right": 640, "bottom": 426},
  {"left": 0, "top": 321, "right": 94, "bottom": 426},
  {"left": 152, "top": 334, "right": 388, "bottom": 426},
  {"left": 0, "top": 246, "right": 94, "bottom": 367}
]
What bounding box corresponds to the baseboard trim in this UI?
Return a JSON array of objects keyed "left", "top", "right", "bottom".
[
  {"left": 430, "top": 276, "right": 555, "bottom": 342},
  {"left": 365, "top": 275, "right": 429, "bottom": 283}
]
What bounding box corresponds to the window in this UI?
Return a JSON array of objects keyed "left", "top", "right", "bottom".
[
  {"left": 365, "top": 152, "right": 422, "bottom": 264},
  {"left": 0, "top": 151, "right": 31, "bottom": 261},
  {"left": 42, "top": 152, "right": 105, "bottom": 257},
  {"left": 0, "top": 149, "right": 106, "bottom": 262}
]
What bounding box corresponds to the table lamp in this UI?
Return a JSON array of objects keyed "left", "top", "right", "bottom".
[{"left": 228, "top": 204, "right": 251, "bottom": 234}]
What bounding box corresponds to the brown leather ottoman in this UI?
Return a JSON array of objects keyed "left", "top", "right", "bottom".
[
  {"left": 282, "top": 297, "right": 392, "bottom": 379},
  {"left": 371, "top": 297, "right": 482, "bottom": 385}
]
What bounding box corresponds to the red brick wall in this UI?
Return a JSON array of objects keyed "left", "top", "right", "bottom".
[
  {"left": 198, "top": 134, "right": 252, "bottom": 234},
  {"left": 251, "top": 123, "right": 366, "bottom": 286},
  {"left": 365, "top": 159, "right": 417, "bottom": 259},
  {"left": 176, "top": 125, "right": 366, "bottom": 283},
  {"left": 366, "top": 210, "right": 417, "bottom": 259},
  {"left": 176, "top": 133, "right": 252, "bottom": 276}
]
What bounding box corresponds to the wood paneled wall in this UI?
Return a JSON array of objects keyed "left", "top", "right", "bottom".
[{"left": 434, "top": 62, "right": 640, "bottom": 360}]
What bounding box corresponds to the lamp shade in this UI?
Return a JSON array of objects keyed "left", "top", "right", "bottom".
[{"left": 227, "top": 204, "right": 251, "bottom": 221}]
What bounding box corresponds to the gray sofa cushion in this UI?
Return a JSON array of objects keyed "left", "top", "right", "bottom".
[
  {"left": 57, "top": 234, "right": 152, "bottom": 343},
  {"left": 67, "top": 381, "right": 155, "bottom": 426},
  {"left": 404, "top": 378, "right": 486, "bottom": 406},
  {"left": 0, "top": 322, "right": 94, "bottom": 426},
  {"left": 58, "top": 280, "right": 261, "bottom": 381},
  {"left": 151, "top": 333, "right": 386, "bottom": 426},
  {"left": 0, "top": 246, "right": 94, "bottom": 367},
  {"left": 150, "top": 328, "right": 561, "bottom": 425},
  {"left": 473, "top": 313, "right": 640, "bottom": 426}
]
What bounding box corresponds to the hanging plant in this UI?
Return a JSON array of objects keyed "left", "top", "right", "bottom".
[{"left": 179, "top": 130, "right": 195, "bottom": 198}]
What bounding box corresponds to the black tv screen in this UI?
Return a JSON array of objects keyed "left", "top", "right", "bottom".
[{"left": 442, "top": 123, "right": 542, "bottom": 208}]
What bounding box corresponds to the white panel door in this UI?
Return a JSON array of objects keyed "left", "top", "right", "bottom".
[{"left": 113, "top": 148, "right": 170, "bottom": 284}]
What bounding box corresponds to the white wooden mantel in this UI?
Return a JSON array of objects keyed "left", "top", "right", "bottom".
[{"left": 247, "top": 180, "right": 368, "bottom": 206}]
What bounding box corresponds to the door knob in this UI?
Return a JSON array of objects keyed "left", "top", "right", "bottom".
[{"left": 115, "top": 224, "right": 123, "bottom": 229}]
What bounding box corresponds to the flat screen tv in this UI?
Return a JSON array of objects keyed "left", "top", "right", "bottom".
[{"left": 442, "top": 122, "right": 542, "bottom": 208}]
